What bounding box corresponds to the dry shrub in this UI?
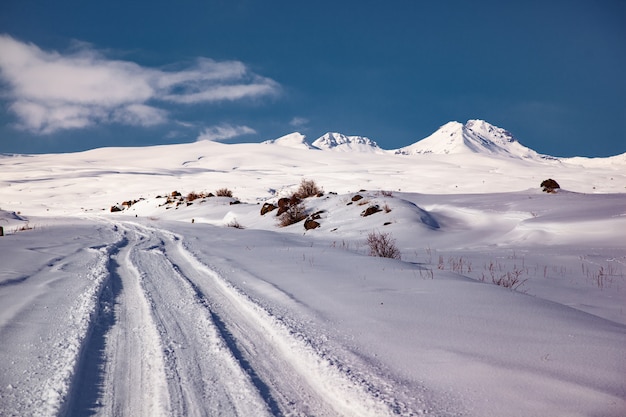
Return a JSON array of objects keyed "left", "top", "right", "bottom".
[
  {"left": 277, "top": 200, "right": 307, "bottom": 227},
  {"left": 226, "top": 219, "right": 245, "bottom": 229},
  {"left": 216, "top": 188, "right": 234, "bottom": 197},
  {"left": 187, "top": 191, "right": 201, "bottom": 201},
  {"left": 367, "top": 231, "right": 401, "bottom": 259},
  {"left": 295, "top": 179, "right": 322, "bottom": 199}
]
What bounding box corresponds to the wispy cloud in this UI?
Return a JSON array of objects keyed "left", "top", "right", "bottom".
[
  {"left": 289, "top": 116, "right": 309, "bottom": 128},
  {"left": 0, "top": 35, "right": 280, "bottom": 134},
  {"left": 197, "top": 124, "right": 256, "bottom": 142}
]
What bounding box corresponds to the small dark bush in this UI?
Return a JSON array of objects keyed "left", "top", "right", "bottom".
[
  {"left": 277, "top": 200, "right": 307, "bottom": 227},
  {"left": 366, "top": 231, "right": 401, "bottom": 259},
  {"left": 187, "top": 192, "right": 201, "bottom": 201},
  {"left": 216, "top": 188, "right": 234, "bottom": 197},
  {"left": 226, "top": 219, "right": 245, "bottom": 229},
  {"left": 295, "top": 179, "right": 322, "bottom": 199}
]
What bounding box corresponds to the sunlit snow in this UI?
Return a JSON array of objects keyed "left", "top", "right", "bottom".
[{"left": 1, "top": 120, "right": 625, "bottom": 416}]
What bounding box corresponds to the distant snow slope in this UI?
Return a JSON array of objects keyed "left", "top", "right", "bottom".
[
  {"left": 395, "top": 119, "right": 552, "bottom": 160},
  {"left": 1, "top": 131, "right": 624, "bottom": 218}
]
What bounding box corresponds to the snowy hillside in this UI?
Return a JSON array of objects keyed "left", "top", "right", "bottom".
[{"left": 1, "top": 122, "right": 625, "bottom": 417}]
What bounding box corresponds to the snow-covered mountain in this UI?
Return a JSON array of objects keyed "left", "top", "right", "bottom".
[
  {"left": 395, "top": 119, "right": 553, "bottom": 160},
  {"left": 261, "top": 120, "right": 562, "bottom": 161},
  {"left": 261, "top": 132, "right": 314, "bottom": 150},
  {"left": 311, "top": 132, "right": 385, "bottom": 153}
]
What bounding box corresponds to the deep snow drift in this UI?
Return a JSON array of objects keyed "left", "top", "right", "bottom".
[{"left": 1, "top": 120, "right": 625, "bottom": 416}]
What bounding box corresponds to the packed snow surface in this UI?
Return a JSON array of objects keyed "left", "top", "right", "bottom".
[{"left": 1, "top": 120, "right": 625, "bottom": 416}]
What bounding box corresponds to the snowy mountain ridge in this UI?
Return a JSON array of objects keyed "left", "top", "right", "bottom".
[
  {"left": 311, "top": 132, "right": 385, "bottom": 153},
  {"left": 261, "top": 119, "right": 571, "bottom": 161}
]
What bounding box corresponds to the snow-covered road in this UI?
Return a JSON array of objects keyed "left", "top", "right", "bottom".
[
  {"left": 1, "top": 220, "right": 421, "bottom": 416},
  {"left": 1, "top": 215, "right": 625, "bottom": 417}
]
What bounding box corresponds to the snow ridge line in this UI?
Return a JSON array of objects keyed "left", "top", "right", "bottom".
[{"left": 162, "top": 230, "right": 400, "bottom": 417}]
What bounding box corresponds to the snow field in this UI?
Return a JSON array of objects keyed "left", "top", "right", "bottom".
[{"left": 1, "top": 130, "right": 625, "bottom": 416}]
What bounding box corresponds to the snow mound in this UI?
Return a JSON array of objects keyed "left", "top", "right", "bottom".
[
  {"left": 0, "top": 210, "right": 29, "bottom": 233},
  {"left": 312, "top": 132, "right": 385, "bottom": 153}
]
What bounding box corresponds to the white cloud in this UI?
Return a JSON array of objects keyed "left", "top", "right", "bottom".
[
  {"left": 162, "top": 82, "right": 279, "bottom": 104},
  {"left": 112, "top": 104, "right": 168, "bottom": 127},
  {"left": 289, "top": 116, "right": 309, "bottom": 128},
  {"left": 197, "top": 124, "right": 256, "bottom": 142},
  {"left": 0, "top": 35, "right": 280, "bottom": 134}
]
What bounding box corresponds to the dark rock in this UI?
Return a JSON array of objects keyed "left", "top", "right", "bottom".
[
  {"left": 541, "top": 178, "right": 560, "bottom": 193},
  {"left": 261, "top": 203, "right": 277, "bottom": 215},
  {"left": 361, "top": 205, "right": 382, "bottom": 217},
  {"left": 304, "top": 219, "right": 320, "bottom": 230}
]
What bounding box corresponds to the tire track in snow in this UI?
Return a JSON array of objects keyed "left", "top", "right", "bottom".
[
  {"left": 119, "top": 223, "right": 273, "bottom": 417},
  {"left": 63, "top": 241, "right": 123, "bottom": 416},
  {"left": 0, "top": 230, "right": 119, "bottom": 417},
  {"left": 138, "top": 222, "right": 402, "bottom": 417},
  {"left": 87, "top": 227, "right": 172, "bottom": 417}
]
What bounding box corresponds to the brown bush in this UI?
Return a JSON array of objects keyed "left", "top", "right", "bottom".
[
  {"left": 294, "top": 179, "right": 322, "bottom": 199},
  {"left": 277, "top": 200, "right": 307, "bottom": 227},
  {"left": 216, "top": 188, "right": 234, "bottom": 197},
  {"left": 366, "top": 231, "right": 401, "bottom": 259},
  {"left": 187, "top": 192, "right": 201, "bottom": 201}
]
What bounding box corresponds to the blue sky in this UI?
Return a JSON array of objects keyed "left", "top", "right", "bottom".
[{"left": 0, "top": 0, "right": 624, "bottom": 157}]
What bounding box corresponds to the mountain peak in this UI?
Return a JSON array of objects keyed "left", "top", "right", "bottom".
[
  {"left": 262, "top": 132, "right": 314, "bottom": 150},
  {"left": 311, "top": 132, "right": 384, "bottom": 153},
  {"left": 395, "top": 119, "right": 545, "bottom": 160}
]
